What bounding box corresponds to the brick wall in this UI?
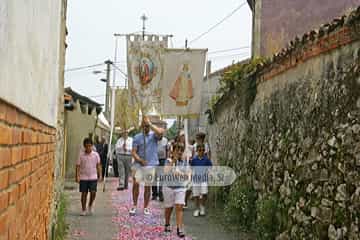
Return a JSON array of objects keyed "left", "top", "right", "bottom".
[
  {"left": 258, "top": 25, "right": 360, "bottom": 83},
  {"left": 0, "top": 99, "right": 56, "bottom": 240}
]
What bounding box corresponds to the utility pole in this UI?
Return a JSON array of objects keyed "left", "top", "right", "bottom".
[{"left": 104, "top": 60, "right": 113, "bottom": 120}]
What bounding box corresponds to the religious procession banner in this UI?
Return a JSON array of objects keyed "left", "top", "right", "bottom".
[
  {"left": 161, "top": 49, "right": 207, "bottom": 117},
  {"left": 126, "top": 34, "right": 168, "bottom": 114}
]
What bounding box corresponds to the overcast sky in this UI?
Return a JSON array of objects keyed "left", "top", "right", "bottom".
[{"left": 64, "top": 0, "right": 253, "bottom": 106}]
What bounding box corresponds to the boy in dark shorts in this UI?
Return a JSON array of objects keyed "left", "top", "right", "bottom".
[{"left": 76, "top": 138, "right": 102, "bottom": 216}]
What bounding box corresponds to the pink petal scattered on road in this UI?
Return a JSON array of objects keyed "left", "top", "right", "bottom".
[{"left": 108, "top": 178, "right": 193, "bottom": 240}]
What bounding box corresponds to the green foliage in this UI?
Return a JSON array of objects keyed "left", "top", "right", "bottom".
[
  {"left": 223, "top": 181, "right": 257, "bottom": 231},
  {"left": 219, "top": 57, "right": 267, "bottom": 94},
  {"left": 214, "top": 185, "right": 230, "bottom": 204},
  {"left": 256, "top": 195, "right": 281, "bottom": 240},
  {"left": 334, "top": 207, "right": 347, "bottom": 227},
  {"left": 54, "top": 193, "right": 68, "bottom": 240},
  {"left": 208, "top": 57, "right": 269, "bottom": 121},
  {"left": 206, "top": 95, "right": 221, "bottom": 125},
  {"left": 111, "top": 134, "right": 118, "bottom": 145},
  {"left": 208, "top": 94, "right": 221, "bottom": 111},
  {"left": 165, "top": 120, "right": 178, "bottom": 140}
]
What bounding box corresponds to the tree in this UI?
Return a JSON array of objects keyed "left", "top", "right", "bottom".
[{"left": 165, "top": 120, "right": 178, "bottom": 140}]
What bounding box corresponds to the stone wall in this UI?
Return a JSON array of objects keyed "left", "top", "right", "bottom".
[
  {"left": 0, "top": 100, "right": 56, "bottom": 240},
  {"left": 209, "top": 12, "right": 360, "bottom": 239}
]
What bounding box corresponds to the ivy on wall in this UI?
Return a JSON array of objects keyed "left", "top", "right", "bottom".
[{"left": 207, "top": 57, "right": 269, "bottom": 124}]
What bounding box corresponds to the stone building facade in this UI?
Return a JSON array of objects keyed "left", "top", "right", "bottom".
[{"left": 248, "top": 0, "right": 360, "bottom": 57}]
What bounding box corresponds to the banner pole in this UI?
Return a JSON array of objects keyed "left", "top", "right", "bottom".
[{"left": 104, "top": 36, "right": 119, "bottom": 192}]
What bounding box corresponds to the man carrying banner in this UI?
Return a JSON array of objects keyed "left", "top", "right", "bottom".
[{"left": 130, "top": 116, "right": 165, "bottom": 216}]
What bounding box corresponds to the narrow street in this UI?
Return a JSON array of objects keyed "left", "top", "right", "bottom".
[
  {"left": 64, "top": 178, "right": 247, "bottom": 240},
  {"left": 2, "top": 1, "right": 360, "bottom": 240}
]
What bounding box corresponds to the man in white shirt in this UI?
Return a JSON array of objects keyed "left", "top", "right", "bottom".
[
  {"left": 115, "top": 130, "right": 133, "bottom": 190},
  {"left": 152, "top": 134, "right": 168, "bottom": 201}
]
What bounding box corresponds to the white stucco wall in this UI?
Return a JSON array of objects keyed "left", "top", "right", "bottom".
[
  {"left": 65, "top": 101, "right": 98, "bottom": 178},
  {"left": 188, "top": 73, "right": 222, "bottom": 138},
  {"left": 0, "top": 0, "right": 62, "bottom": 127}
]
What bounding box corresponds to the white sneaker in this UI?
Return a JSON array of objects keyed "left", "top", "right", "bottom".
[
  {"left": 193, "top": 209, "right": 200, "bottom": 217},
  {"left": 144, "top": 208, "right": 151, "bottom": 215},
  {"left": 200, "top": 205, "right": 206, "bottom": 216},
  {"left": 80, "top": 210, "right": 87, "bottom": 216},
  {"left": 88, "top": 206, "right": 93, "bottom": 216},
  {"left": 129, "top": 207, "right": 137, "bottom": 216}
]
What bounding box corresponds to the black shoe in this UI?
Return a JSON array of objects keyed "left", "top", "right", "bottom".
[
  {"left": 164, "top": 224, "right": 171, "bottom": 233},
  {"left": 177, "top": 228, "right": 185, "bottom": 238},
  {"left": 151, "top": 195, "right": 157, "bottom": 200},
  {"left": 117, "top": 187, "right": 125, "bottom": 191},
  {"left": 159, "top": 196, "right": 164, "bottom": 202}
]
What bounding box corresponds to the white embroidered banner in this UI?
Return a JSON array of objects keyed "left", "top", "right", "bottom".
[
  {"left": 161, "top": 49, "right": 207, "bottom": 117},
  {"left": 126, "top": 35, "right": 168, "bottom": 114}
]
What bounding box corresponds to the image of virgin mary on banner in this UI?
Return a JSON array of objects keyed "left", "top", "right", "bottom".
[
  {"left": 161, "top": 49, "right": 207, "bottom": 117},
  {"left": 127, "top": 35, "right": 168, "bottom": 113}
]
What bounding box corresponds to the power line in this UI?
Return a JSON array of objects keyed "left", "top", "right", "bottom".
[
  {"left": 65, "top": 65, "right": 125, "bottom": 76},
  {"left": 208, "top": 46, "right": 250, "bottom": 55},
  {"left": 188, "top": 2, "right": 247, "bottom": 45},
  {"left": 208, "top": 52, "right": 250, "bottom": 60},
  {"left": 114, "top": 63, "right": 126, "bottom": 66},
  {"left": 209, "top": 53, "right": 250, "bottom": 60},
  {"left": 65, "top": 52, "right": 249, "bottom": 77},
  {"left": 65, "top": 70, "right": 102, "bottom": 77},
  {"left": 111, "top": 63, "right": 128, "bottom": 78},
  {"left": 65, "top": 63, "right": 104, "bottom": 72}
]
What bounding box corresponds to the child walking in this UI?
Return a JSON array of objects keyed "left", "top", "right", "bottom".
[
  {"left": 192, "top": 132, "right": 211, "bottom": 160},
  {"left": 191, "top": 143, "right": 212, "bottom": 217},
  {"left": 163, "top": 143, "right": 190, "bottom": 238},
  {"left": 76, "top": 138, "right": 102, "bottom": 216}
]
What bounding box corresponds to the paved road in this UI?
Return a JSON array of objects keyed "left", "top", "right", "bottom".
[{"left": 64, "top": 178, "right": 251, "bottom": 240}]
